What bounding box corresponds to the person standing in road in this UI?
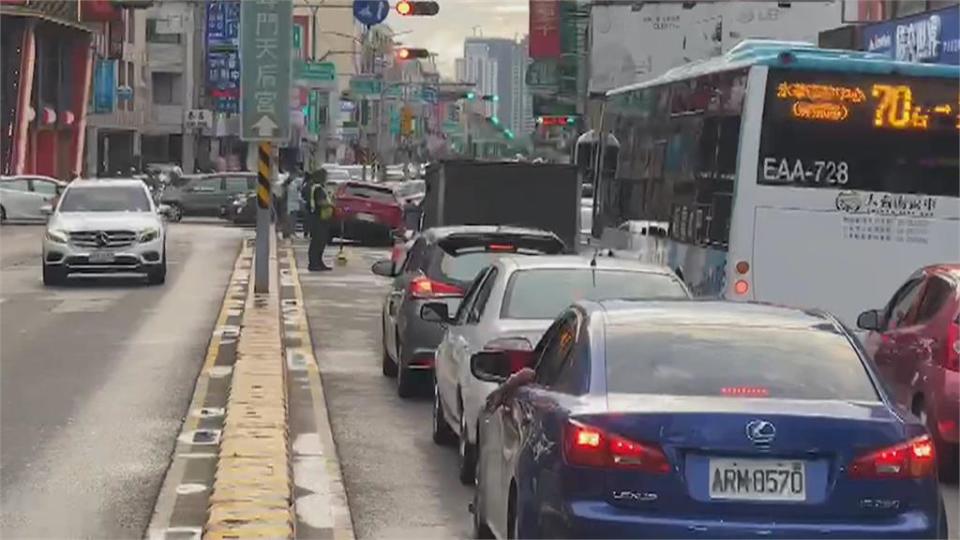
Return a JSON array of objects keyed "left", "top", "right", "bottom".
[{"left": 302, "top": 169, "right": 334, "bottom": 271}]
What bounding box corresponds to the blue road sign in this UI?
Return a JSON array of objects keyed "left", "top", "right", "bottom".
[{"left": 352, "top": 0, "right": 389, "bottom": 27}]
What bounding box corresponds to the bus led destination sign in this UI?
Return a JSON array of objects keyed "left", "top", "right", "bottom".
[{"left": 772, "top": 76, "right": 958, "bottom": 131}]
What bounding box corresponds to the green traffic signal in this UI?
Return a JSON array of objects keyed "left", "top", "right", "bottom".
[
  {"left": 491, "top": 116, "right": 500, "bottom": 125},
  {"left": 466, "top": 91, "right": 476, "bottom": 100},
  {"left": 566, "top": 116, "right": 576, "bottom": 125}
]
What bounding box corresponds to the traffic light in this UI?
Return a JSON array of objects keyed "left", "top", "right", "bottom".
[
  {"left": 395, "top": 0, "right": 439, "bottom": 16},
  {"left": 481, "top": 95, "right": 499, "bottom": 102},
  {"left": 465, "top": 91, "right": 476, "bottom": 100},
  {"left": 490, "top": 116, "right": 500, "bottom": 126},
  {"left": 536, "top": 115, "right": 577, "bottom": 126},
  {"left": 504, "top": 129, "right": 515, "bottom": 140},
  {"left": 396, "top": 47, "right": 430, "bottom": 60}
]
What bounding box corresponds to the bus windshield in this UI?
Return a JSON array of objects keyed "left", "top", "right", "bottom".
[{"left": 758, "top": 69, "right": 959, "bottom": 197}]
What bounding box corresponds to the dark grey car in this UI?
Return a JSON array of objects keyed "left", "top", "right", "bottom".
[
  {"left": 161, "top": 173, "right": 256, "bottom": 221},
  {"left": 371, "top": 226, "right": 566, "bottom": 397}
]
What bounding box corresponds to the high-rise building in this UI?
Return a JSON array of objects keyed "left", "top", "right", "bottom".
[
  {"left": 510, "top": 35, "right": 534, "bottom": 138},
  {"left": 463, "top": 37, "right": 518, "bottom": 123},
  {"left": 457, "top": 42, "right": 498, "bottom": 117}
]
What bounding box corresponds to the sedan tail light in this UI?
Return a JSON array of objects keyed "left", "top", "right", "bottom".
[
  {"left": 410, "top": 276, "right": 462, "bottom": 299},
  {"left": 848, "top": 435, "right": 936, "bottom": 479},
  {"left": 483, "top": 337, "right": 534, "bottom": 374},
  {"left": 563, "top": 419, "right": 670, "bottom": 473}
]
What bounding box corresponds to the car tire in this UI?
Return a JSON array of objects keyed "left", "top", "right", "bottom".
[
  {"left": 381, "top": 324, "right": 398, "bottom": 377},
  {"left": 432, "top": 377, "right": 456, "bottom": 445},
  {"left": 168, "top": 203, "right": 183, "bottom": 222},
  {"left": 42, "top": 262, "right": 64, "bottom": 286},
  {"left": 396, "top": 356, "right": 416, "bottom": 398},
  {"left": 148, "top": 253, "right": 167, "bottom": 285},
  {"left": 458, "top": 403, "right": 477, "bottom": 485}
]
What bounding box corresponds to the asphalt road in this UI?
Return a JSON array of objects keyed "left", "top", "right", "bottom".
[
  {"left": 0, "top": 220, "right": 245, "bottom": 538},
  {"left": 296, "top": 244, "right": 475, "bottom": 539}
]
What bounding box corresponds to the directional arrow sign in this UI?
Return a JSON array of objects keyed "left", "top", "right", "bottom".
[{"left": 240, "top": 0, "right": 292, "bottom": 142}]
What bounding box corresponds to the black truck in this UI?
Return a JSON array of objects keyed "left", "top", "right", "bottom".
[{"left": 415, "top": 160, "right": 580, "bottom": 252}]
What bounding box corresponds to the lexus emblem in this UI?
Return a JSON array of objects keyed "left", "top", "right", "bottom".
[
  {"left": 745, "top": 419, "right": 776, "bottom": 445},
  {"left": 97, "top": 231, "right": 110, "bottom": 247}
]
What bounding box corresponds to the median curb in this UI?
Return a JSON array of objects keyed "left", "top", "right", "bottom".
[{"left": 204, "top": 230, "right": 295, "bottom": 540}]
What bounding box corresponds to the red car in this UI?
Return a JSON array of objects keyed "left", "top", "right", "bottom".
[
  {"left": 332, "top": 182, "right": 404, "bottom": 245},
  {"left": 858, "top": 264, "right": 959, "bottom": 476}
]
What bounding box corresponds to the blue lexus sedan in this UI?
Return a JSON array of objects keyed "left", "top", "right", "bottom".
[{"left": 471, "top": 300, "right": 947, "bottom": 539}]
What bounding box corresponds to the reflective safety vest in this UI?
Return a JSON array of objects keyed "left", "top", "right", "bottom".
[{"left": 310, "top": 184, "right": 334, "bottom": 220}]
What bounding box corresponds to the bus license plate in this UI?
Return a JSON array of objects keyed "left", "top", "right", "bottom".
[
  {"left": 708, "top": 458, "right": 805, "bottom": 501},
  {"left": 89, "top": 251, "right": 115, "bottom": 264}
]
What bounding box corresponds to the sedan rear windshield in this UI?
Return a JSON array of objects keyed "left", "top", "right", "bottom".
[
  {"left": 501, "top": 269, "right": 688, "bottom": 319},
  {"left": 604, "top": 325, "right": 879, "bottom": 401},
  {"left": 341, "top": 184, "right": 396, "bottom": 204},
  {"left": 59, "top": 186, "right": 152, "bottom": 212}
]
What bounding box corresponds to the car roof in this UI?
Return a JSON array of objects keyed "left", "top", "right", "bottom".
[
  {"left": 589, "top": 300, "right": 841, "bottom": 331},
  {"left": 68, "top": 179, "right": 149, "bottom": 188},
  {"left": 924, "top": 264, "right": 960, "bottom": 279},
  {"left": 496, "top": 254, "right": 675, "bottom": 275},
  {"left": 422, "top": 225, "right": 558, "bottom": 243}
]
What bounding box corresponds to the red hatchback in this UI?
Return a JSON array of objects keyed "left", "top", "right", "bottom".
[
  {"left": 858, "top": 264, "right": 960, "bottom": 476},
  {"left": 333, "top": 182, "right": 404, "bottom": 244}
]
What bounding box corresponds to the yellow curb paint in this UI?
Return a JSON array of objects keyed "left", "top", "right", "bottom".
[{"left": 206, "top": 230, "right": 294, "bottom": 539}]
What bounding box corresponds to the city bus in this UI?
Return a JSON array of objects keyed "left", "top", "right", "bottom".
[{"left": 592, "top": 40, "right": 959, "bottom": 324}]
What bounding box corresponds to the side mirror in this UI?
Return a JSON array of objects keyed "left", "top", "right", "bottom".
[
  {"left": 857, "top": 309, "right": 882, "bottom": 331},
  {"left": 40, "top": 204, "right": 53, "bottom": 215},
  {"left": 420, "top": 302, "right": 450, "bottom": 323},
  {"left": 371, "top": 259, "right": 397, "bottom": 277},
  {"left": 470, "top": 351, "right": 512, "bottom": 383},
  {"left": 157, "top": 204, "right": 173, "bottom": 218}
]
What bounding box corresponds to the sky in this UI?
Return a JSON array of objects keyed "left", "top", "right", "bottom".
[{"left": 389, "top": 0, "right": 529, "bottom": 77}]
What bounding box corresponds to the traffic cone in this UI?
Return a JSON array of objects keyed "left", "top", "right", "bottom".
[{"left": 335, "top": 219, "right": 348, "bottom": 266}]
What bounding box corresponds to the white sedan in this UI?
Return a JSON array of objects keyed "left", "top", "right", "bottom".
[
  {"left": 422, "top": 255, "right": 691, "bottom": 484},
  {"left": 0, "top": 175, "right": 65, "bottom": 222}
]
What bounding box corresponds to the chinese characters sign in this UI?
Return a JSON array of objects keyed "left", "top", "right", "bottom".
[
  {"left": 206, "top": 0, "right": 240, "bottom": 49},
  {"left": 529, "top": 0, "right": 560, "bottom": 59},
  {"left": 208, "top": 50, "right": 240, "bottom": 113},
  {"left": 862, "top": 5, "right": 959, "bottom": 65},
  {"left": 240, "top": 0, "right": 292, "bottom": 141}
]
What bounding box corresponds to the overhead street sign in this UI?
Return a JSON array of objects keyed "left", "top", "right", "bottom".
[
  {"left": 349, "top": 76, "right": 382, "bottom": 96},
  {"left": 295, "top": 60, "right": 337, "bottom": 89},
  {"left": 240, "top": 0, "right": 292, "bottom": 141},
  {"left": 352, "top": 0, "right": 389, "bottom": 27}
]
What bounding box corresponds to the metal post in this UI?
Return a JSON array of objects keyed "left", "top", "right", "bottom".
[{"left": 255, "top": 142, "right": 271, "bottom": 293}]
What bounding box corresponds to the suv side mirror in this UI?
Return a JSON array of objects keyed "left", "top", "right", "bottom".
[
  {"left": 371, "top": 259, "right": 396, "bottom": 277},
  {"left": 420, "top": 302, "right": 450, "bottom": 323},
  {"left": 857, "top": 309, "right": 882, "bottom": 331},
  {"left": 470, "top": 351, "right": 512, "bottom": 383}
]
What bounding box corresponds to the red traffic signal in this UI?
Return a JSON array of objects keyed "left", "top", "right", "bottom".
[
  {"left": 395, "top": 0, "right": 439, "bottom": 16},
  {"left": 397, "top": 48, "right": 430, "bottom": 60},
  {"left": 536, "top": 115, "right": 577, "bottom": 127}
]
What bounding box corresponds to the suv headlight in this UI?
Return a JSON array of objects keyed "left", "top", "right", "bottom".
[
  {"left": 138, "top": 227, "right": 160, "bottom": 243},
  {"left": 45, "top": 228, "right": 69, "bottom": 244}
]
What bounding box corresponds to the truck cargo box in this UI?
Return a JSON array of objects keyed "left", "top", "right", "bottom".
[{"left": 420, "top": 160, "right": 580, "bottom": 252}]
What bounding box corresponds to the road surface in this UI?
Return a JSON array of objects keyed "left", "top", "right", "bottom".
[{"left": 0, "top": 222, "right": 244, "bottom": 538}]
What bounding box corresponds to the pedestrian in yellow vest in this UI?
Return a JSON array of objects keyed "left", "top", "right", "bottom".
[{"left": 301, "top": 169, "right": 335, "bottom": 271}]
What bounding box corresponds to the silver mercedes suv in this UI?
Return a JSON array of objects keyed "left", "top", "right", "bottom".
[{"left": 41, "top": 179, "right": 168, "bottom": 286}]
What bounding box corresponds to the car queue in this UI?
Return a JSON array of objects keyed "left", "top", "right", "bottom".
[{"left": 370, "top": 224, "right": 956, "bottom": 539}]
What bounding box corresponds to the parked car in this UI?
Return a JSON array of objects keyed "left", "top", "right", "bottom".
[
  {"left": 858, "top": 264, "right": 959, "bottom": 477},
  {"left": 370, "top": 226, "right": 566, "bottom": 397},
  {"left": 424, "top": 256, "right": 690, "bottom": 484},
  {"left": 472, "top": 300, "right": 947, "bottom": 539},
  {"left": 41, "top": 179, "right": 169, "bottom": 285},
  {"left": 332, "top": 181, "right": 405, "bottom": 245},
  {"left": 160, "top": 172, "right": 256, "bottom": 221},
  {"left": 0, "top": 175, "right": 65, "bottom": 222}
]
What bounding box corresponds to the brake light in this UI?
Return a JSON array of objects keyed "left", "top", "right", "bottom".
[
  {"left": 848, "top": 435, "right": 936, "bottom": 479},
  {"left": 410, "top": 276, "right": 462, "bottom": 299},
  {"left": 483, "top": 336, "right": 534, "bottom": 373},
  {"left": 488, "top": 244, "right": 516, "bottom": 252},
  {"left": 945, "top": 317, "right": 959, "bottom": 371},
  {"left": 563, "top": 419, "right": 670, "bottom": 473}
]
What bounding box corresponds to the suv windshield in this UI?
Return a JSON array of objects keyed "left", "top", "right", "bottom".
[
  {"left": 604, "top": 324, "right": 879, "bottom": 401},
  {"left": 59, "top": 185, "right": 152, "bottom": 212},
  {"left": 501, "top": 269, "right": 688, "bottom": 319}
]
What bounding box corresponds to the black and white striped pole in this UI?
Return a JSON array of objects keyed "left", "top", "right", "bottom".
[{"left": 255, "top": 142, "right": 271, "bottom": 293}]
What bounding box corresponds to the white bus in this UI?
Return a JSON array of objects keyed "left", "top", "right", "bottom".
[{"left": 592, "top": 40, "right": 959, "bottom": 324}]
